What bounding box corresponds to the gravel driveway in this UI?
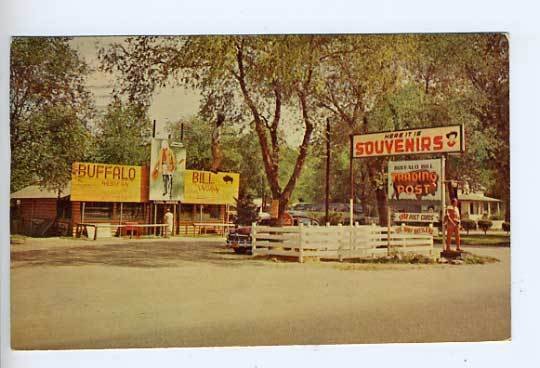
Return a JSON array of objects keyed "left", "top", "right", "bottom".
[{"left": 10, "top": 237, "right": 510, "bottom": 349}]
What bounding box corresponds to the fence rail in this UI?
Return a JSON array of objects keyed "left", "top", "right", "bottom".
[{"left": 251, "top": 223, "right": 433, "bottom": 262}]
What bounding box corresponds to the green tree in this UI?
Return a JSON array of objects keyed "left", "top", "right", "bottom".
[
  {"left": 10, "top": 37, "right": 94, "bottom": 192},
  {"left": 101, "top": 35, "right": 328, "bottom": 223},
  {"left": 92, "top": 99, "right": 151, "bottom": 165}
]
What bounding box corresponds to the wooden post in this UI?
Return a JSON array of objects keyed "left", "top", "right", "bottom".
[
  {"left": 387, "top": 206, "right": 392, "bottom": 256},
  {"left": 173, "top": 204, "right": 177, "bottom": 236},
  {"left": 441, "top": 155, "right": 447, "bottom": 250},
  {"left": 251, "top": 222, "right": 257, "bottom": 256},
  {"left": 349, "top": 135, "right": 354, "bottom": 226},
  {"left": 325, "top": 118, "right": 331, "bottom": 225},
  {"left": 338, "top": 223, "right": 343, "bottom": 262},
  {"left": 81, "top": 202, "right": 86, "bottom": 224},
  {"left": 119, "top": 203, "right": 123, "bottom": 224},
  {"left": 299, "top": 223, "right": 304, "bottom": 263},
  {"left": 154, "top": 203, "right": 158, "bottom": 236}
]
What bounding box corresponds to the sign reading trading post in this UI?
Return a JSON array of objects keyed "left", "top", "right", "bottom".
[
  {"left": 353, "top": 125, "right": 464, "bottom": 158},
  {"left": 388, "top": 159, "right": 441, "bottom": 201}
]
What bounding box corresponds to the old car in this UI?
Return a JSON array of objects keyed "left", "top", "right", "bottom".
[{"left": 226, "top": 213, "right": 318, "bottom": 254}]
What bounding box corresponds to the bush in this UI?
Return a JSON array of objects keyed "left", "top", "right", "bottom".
[
  {"left": 502, "top": 221, "right": 510, "bottom": 233},
  {"left": 477, "top": 219, "right": 493, "bottom": 234},
  {"left": 489, "top": 214, "right": 504, "bottom": 221},
  {"left": 315, "top": 211, "right": 344, "bottom": 225},
  {"left": 461, "top": 219, "right": 477, "bottom": 234}
]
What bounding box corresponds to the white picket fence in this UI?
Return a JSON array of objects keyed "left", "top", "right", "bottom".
[{"left": 251, "top": 223, "right": 433, "bottom": 263}]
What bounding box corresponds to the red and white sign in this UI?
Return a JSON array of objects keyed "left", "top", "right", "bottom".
[
  {"left": 388, "top": 159, "right": 441, "bottom": 200},
  {"left": 393, "top": 212, "right": 440, "bottom": 223},
  {"left": 352, "top": 125, "right": 464, "bottom": 158},
  {"left": 393, "top": 225, "right": 436, "bottom": 235}
]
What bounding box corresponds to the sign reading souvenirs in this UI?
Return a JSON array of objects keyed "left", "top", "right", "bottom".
[
  {"left": 149, "top": 138, "right": 186, "bottom": 201},
  {"left": 183, "top": 170, "right": 240, "bottom": 205},
  {"left": 71, "top": 162, "right": 145, "bottom": 202},
  {"left": 388, "top": 159, "right": 441, "bottom": 200},
  {"left": 393, "top": 212, "right": 440, "bottom": 223},
  {"left": 352, "top": 125, "right": 464, "bottom": 158}
]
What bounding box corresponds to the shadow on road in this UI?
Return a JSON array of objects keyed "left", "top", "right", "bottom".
[{"left": 11, "top": 240, "right": 253, "bottom": 269}]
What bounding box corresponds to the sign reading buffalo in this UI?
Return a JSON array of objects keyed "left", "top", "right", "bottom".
[
  {"left": 71, "top": 162, "right": 146, "bottom": 202},
  {"left": 388, "top": 159, "right": 442, "bottom": 200}
]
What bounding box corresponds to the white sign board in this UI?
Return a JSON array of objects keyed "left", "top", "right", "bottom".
[
  {"left": 388, "top": 159, "right": 442, "bottom": 201},
  {"left": 353, "top": 125, "right": 464, "bottom": 158},
  {"left": 393, "top": 212, "right": 440, "bottom": 223}
]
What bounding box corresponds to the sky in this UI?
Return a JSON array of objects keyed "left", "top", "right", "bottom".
[
  {"left": 69, "top": 37, "right": 201, "bottom": 138},
  {"left": 69, "top": 36, "right": 306, "bottom": 146}
]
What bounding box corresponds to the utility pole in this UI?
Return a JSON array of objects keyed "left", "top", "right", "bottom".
[{"left": 325, "top": 118, "right": 331, "bottom": 225}]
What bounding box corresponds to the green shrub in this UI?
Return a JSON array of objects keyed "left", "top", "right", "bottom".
[
  {"left": 477, "top": 219, "right": 493, "bottom": 234},
  {"left": 461, "top": 219, "right": 477, "bottom": 234},
  {"left": 315, "top": 211, "right": 344, "bottom": 225},
  {"left": 502, "top": 221, "right": 510, "bottom": 233}
]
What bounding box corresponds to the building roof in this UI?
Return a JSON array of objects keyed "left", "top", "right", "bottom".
[
  {"left": 459, "top": 192, "right": 501, "bottom": 202},
  {"left": 11, "top": 184, "right": 71, "bottom": 200}
]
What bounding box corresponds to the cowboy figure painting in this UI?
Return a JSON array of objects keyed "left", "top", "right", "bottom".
[{"left": 153, "top": 140, "right": 177, "bottom": 199}]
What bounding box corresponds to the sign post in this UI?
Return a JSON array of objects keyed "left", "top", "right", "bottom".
[
  {"left": 441, "top": 155, "right": 446, "bottom": 250},
  {"left": 349, "top": 135, "right": 354, "bottom": 226}
]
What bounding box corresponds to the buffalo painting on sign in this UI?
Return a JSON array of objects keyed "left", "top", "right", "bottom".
[{"left": 183, "top": 170, "right": 240, "bottom": 205}]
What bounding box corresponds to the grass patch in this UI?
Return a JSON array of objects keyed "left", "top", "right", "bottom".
[
  {"left": 461, "top": 252, "right": 500, "bottom": 264},
  {"left": 434, "top": 234, "right": 510, "bottom": 247},
  {"left": 347, "top": 253, "right": 436, "bottom": 264}
]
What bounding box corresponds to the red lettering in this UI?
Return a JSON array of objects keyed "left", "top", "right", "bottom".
[
  {"left": 355, "top": 142, "right": 364, "bottom": 156},
  {"left": 374, "top": 140, "right": 384, "bottom": 154},
  {"left": 365, "top": 142, "right": 374, "bottom": 155},
  {"left": 395, "top": 138, "right": 404, "bottom": 153},
  {"left": 384, "top": 140, "right": 394, "bottom": 153},
  {"left": 405, "top": 138, "right": 415, "bottom": 152},
  {"left": 433, "top": 135, "right": 443, "bottom": 150},
  {"left": 421, "top": 137, "right": 431, "bottom": 151}
]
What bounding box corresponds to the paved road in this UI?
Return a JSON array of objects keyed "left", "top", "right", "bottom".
[{"left": 10, "top": 237, "right": 510, "bottom": 349}]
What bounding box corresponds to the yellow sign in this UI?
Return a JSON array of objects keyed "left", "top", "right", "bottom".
[
  {"left": 183, "top": 170, "right": 240, "bottom": 205},
  {"left": 71, "top": 162, "right": 144, "bottom": 202}
]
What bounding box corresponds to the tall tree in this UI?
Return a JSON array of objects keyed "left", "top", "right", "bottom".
[
  {"left": 91, "top": 98, "right": 151, "bottom": 165},
  {"left": 10, "top": 37, "right": 94, "bottom": 192},
  {"left": 101, "top": 35, "right": 326, "bottom": 223}
]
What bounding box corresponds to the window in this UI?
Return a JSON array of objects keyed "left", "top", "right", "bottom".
[
  {"left": 121, "top": 203, "right": 145, "bottom": 221},
  {"left": 470, "top": 203, "right": 474, "bottom": 215},
  {"left": 83, "top": 202, "right": 113, "bottom": 220}
]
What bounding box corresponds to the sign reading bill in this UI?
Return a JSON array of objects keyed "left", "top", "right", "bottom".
[
  {"left": 183, "top": 170, "right": 240, "bottom": 205},
  {"left": 71, "top": 162, "right": 145, "bottom": 202},
  {"left": 388, "top": 159, "right": 441, "bottom": 200},
  {"left": 353, "top": 125, "right": 464, "bottom": 158},
  {"left": 149, "top": 138, "right": 186, "bottom": 201}
]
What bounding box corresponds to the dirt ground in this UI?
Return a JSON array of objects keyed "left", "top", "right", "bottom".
[{"left": 10, "top": 236, "right": 510, "bottom": 349}]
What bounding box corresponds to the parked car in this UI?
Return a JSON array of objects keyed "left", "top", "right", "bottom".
[{"left": 226, "top": 213, "right": 318, "bottom": 254}]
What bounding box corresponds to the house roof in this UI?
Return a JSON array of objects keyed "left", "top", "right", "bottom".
[
  {"left": 459, "top": 193, "right": 501, "bottom": 202},
  {"left": 11, "top": 184, "right": 71, "bottom": 199}
]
